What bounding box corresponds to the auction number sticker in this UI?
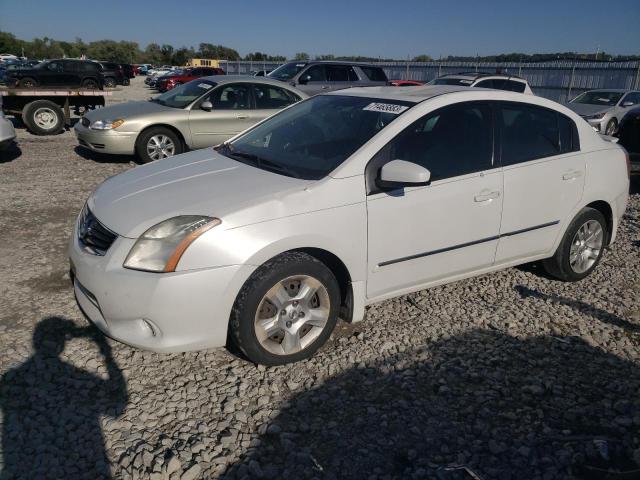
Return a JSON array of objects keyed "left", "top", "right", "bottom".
[
  {"left": 363, "top": 103, "right": 409, "bottom": 114},
  {"left": 198, "top": 83, "right": 213, "bottom": 89}
]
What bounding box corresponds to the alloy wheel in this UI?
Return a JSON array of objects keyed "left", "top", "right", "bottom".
[
  {"left": 569, "top": 220, "right": 604, "bottom": 274},
  {"left": 146, "top": 135, "right": 176, "bottom": 160},
  {"left": 254, "top": 275, "right": 330, "bottom": 355}
]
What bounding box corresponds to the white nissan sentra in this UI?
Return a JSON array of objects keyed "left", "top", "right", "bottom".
[{"left": 69, "top": 85, "right": 630, "bottom": 365}]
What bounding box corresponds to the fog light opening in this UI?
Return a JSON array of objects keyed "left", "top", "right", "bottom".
[{"left": 142, "top": 319, "right": 157, "bottom": 337}]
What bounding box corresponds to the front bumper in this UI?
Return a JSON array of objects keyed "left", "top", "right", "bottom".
[
  {"left": 0, "top": 117, "right": 16, "bottom": 145},
  {"left": 74, "top": 122, "right": 137, "bottom": 155},
  {"left": 583, "top": 118, "right": 604, "bottom": 132},
  {"left": 69, "top": 220, "right": 250, "bottom": 352}
]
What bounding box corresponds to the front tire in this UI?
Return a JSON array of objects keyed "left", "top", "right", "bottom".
[
  {"left": 19, "top": 77, "right": 37, "bottom": 88},
  {"left": 542, "top": 208, "right": 607, "bottom": 281},
  {"left": 228, "top": 252, "right": 340, "bottom": 365},
  {"left": 22, "top": 100, "right": 64, "bottom": 135},
  {"left": 135, "top": 127, "right": 182, "bottom": 163},
  {"left": 604, "top": 118, "right": 618, "bottom": 136},
  {"left": 104, "top": 77, "right": 116, "bottom": 88},
  {"left": 81, "top": 78, "right": 99, "bottom": 89}
]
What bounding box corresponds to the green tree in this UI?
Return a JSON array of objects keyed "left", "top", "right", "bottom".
[{"left": 294, "top": 52, "right": 310, "bottom": 61}]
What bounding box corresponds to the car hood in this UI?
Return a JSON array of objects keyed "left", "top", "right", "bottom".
[
  {"left": 565, "top": 103, "right": 612, "bottom": 116},
  {"left": 88, "top": 148, "right": 314, "bottom": 238},
  {"left": 84, "top": 100, "right": 174, "bottom": 121}
]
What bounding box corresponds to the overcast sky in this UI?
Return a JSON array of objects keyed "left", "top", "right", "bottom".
[{"left": 1, "top": 0, "right": 639, "bottom": 58}]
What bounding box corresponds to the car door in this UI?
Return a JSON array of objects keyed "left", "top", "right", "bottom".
[
  {"left": 62, "top": 61, "right": 81, "bottom": 86},
  {"left": 251, "top": 83, "right": 300, "bottom": 122},
  {"left": 188, "top": 83, "right": 254, "bottom": 148},
  {"left": 295, "top": 65, "right": 329, "bottom": 95},
  {"left": 366, "top": 101, "right": 503, "bottom": 299},
  {"left": 494, "top": 102, "right": 584, "bottom": 263},
  {"left": 41, "top": 60, "right": 65, "bottom": 86}
]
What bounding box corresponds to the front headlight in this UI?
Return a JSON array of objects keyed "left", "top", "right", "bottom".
[
  {"left": 90, "top": 118, "right": 125, "bottom": 130},
  {"left": 583, "top": 112, "right": 605, "bottom": 121},
  {"left": 124, "top": 216, "right": 221, "bottom": 272}
]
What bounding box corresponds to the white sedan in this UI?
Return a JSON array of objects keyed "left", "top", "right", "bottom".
[{"left": 69, "top": 85, "right": 630, "bottom": 365}]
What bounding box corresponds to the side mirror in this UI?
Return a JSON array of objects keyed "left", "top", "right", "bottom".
[
  {"left": 297, "top": 75, "right": 310, "bottom": 85},
  {"left": 201, "top": 100, "right": 213, "bottom": 112},
  {"left": 621, "top": 101, "right": 634, "bottom": 108},
  {"left": 377, "top": 160, "right": 431, "bottom": 189}
]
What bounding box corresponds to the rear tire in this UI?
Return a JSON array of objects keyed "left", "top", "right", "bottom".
[
  {"left": 228, "top": 252, "right": 340, "bottom": 366},
  {"left": 22, "top": 100, "right": 64, "bottom": 135},
  {"left": 135, "top": 127, "right": 183, "bottom": 163},
  {"left": 542, "top": 207, "right": 607, "bottom": 281},
  {"left": 122, "top": 78, "right": 130, "bottom": 86},
  {"left": 19, "top": 77, "right": 37, "bottom": 88}
]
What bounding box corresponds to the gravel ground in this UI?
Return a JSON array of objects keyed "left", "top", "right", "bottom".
[{"left": 0, "top": 77, "right": 639, "bottom": 480}]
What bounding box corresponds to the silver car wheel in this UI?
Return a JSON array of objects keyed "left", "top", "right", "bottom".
[
  {"left": 33, "top": 107, "right": 58, "bottom": 130},
  {"left": 569, "top": 220, "right": 603, "bottom": 274},
  {"left": 146, "top": 135, "right": 175, "bottom": 160},
  {"left": 254, "top": 275, "right": 330, "bottom": 356},
  {"left": 605, "top": 119, "right": 617, "bottom": 136}
]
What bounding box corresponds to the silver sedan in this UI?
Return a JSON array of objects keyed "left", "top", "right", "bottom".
[
  {"left": 566, "top": 89, "right": 640, "bottom": 135},
  {"left": 74, "top": 76, "right": 307, "bottom": 163}
]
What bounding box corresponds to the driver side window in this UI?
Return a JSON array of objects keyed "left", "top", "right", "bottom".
[
  {"left": 301, "top": 65, "right": 326, "bottom": 82},
  {"left": 208, "top": 84, "right": 250, "bottom": 110},
  {"left": 47, "top": 61, "right": 63, "bottom": 72}
]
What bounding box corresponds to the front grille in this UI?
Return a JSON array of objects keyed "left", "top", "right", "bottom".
[
  {"left": 81, "top": 117, "right": 90, "bottom": 127},
  {"left": 78, "top": 205, "right": 117, "bottom": 255}
]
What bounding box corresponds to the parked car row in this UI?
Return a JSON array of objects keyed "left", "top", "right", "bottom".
[{"left": 2, "top": 58, "right": 138, "bottom": 89}]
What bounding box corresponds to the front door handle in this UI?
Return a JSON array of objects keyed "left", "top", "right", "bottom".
[
  {"left": 562, "top": 170, "right": 583, "bottom": 181},
  {"left": 236, "top": 114, "right": 249, "bottom": 119},
  {"left": 474, "top": 191, "right": 501, "bottom": 202},
  {"left": 321, "top": 86, "right": 330, "bottom": 90}
]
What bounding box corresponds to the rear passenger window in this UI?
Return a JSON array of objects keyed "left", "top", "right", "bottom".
[
  {"left": 559, "top": 114, "right": 579, "bottom": 153},
  {"left": 499, "top": 104, "right": 561, "bottom": 165},
  {"left": 325, "top": 65, "right": 358, "bottom": 82},
  {"left": 384, "top": 102, "right": 493, "bottom": 181},
  {"left": 474, "top": 79, "right": 494, "bottom": 89},
  {"left": 253, "top": 84, "right": 298, "bottom": 109},
  {"left": 302, "top": 65, "right": 326, "bottom": 82},
  {"left": 507, "top": 81, "right": 526, "bottom": 93},
  {"left": 360, "top": 66, "right": 388, "bottom": 82}
]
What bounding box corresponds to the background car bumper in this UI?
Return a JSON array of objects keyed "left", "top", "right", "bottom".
[
  {"left": 0, "top": 117, "right": 16, "bottom": 145},
  {"left": 69, "top": 222, "right": 251, "bottom": 352},
  {"left": 74, "top": 123, "right": 137, "bottom": 155}
]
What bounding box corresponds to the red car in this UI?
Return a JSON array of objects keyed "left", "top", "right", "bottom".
[
  {"left": 389, "top": 80, "right": 424, "bottom": 87},
  {"left": 157, "top": 67, "right": 225, "bottom": 92}
]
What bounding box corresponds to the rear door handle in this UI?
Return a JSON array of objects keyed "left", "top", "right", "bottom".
[
  {"left": 474, "top": 191, "right": 500, "bottom": 202},
  {"left": 562, "top": 170, "right": 583, "bottom": 180},
  {"left": 236, "top": 115, "right": 249, "bottom": 119},
  {"left": 321, "top": 86, "right": 330, "bottom": 90}
]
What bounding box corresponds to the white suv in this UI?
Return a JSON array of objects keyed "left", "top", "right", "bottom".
[
  {"left": 69, "top": 86, "right": 629, "bottom": 365},
  {"left": 433, "top": 72, "right": 533, "bottom": 94}
]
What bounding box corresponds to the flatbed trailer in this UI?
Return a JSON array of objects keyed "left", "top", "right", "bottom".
[{"left": 0, "top": 87, "right": 113, "bottom": 135}]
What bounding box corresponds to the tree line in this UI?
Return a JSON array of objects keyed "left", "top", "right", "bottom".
[{"left": 1, "top": 31, "right": 638, "bottom": 65}]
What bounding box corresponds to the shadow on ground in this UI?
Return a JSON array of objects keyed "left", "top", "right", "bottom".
[
  {"left": 0, "top": 317, "right": 128, "bottom": 480},
  {"left": 224, "top": 330, "right": 640, "bottom": 480},
  {"left": 74, "top": 145, "right": 136, "bottom": 164},
  {"left": 0, "top": 142, "right": 22, "bottom": 163}
]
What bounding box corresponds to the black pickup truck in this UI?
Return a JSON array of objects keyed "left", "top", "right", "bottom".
[{"left": 5, "top": 59, "right": 104, "bottom": 89}]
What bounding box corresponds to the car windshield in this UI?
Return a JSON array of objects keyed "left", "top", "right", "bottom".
[
  {"left": 151, "top": 80, "right": 215, "bottom": 109},
  {"left": 219, "top": 95, "right": 413, "bottom": 180},
  {"left": 268, "top": 62, "right": 307, "bottom": 81},
  {"left": 571, "top": 91, "right": 624, "bottom": 106},
  {"left": 433, "top": 77, "right": 474, "bottom": 86}
]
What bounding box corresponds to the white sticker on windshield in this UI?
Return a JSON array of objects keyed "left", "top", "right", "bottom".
[
  {"left": 296, "top": 64, "right": 306, "bottom": 67},
  {"left": 460, "top": 79, "right": 473, "bottom": 84},
  {"left": 363, "top": 103, "right": 409, "bottom": 114},
  {"left": 198, "top": 83, "right": 213, "bottom": 89}
]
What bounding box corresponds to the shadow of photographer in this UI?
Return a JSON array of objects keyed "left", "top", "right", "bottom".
[
  {"left": 0, "top": 317, "right": 128, "bottom": 480},
  {"left": 223, "top": 329, "right": 640, "bottom": 480}
]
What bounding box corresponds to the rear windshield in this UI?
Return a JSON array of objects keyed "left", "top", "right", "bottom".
[
  {"left": 220, "top": 95, "right": 413, "bottom": 180},
  {"left": 433, "top": 77, "right": 474, "bottom": 86},
  {"left": 268, "top": 62, "right": 307, "bottom": 81},
  {"left": 360, "top": 66, "right": 388, "bottom": 82}
]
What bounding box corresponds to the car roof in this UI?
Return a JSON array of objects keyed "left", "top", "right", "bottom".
[
  {"left": 440, "top": 72, "right": 526, "bottom": 82},
  {"left": 200, "top": 75, "right": 309, "bottom": 93},
  {"left": 325, "top": 85, "right": 469, "bottom": 103},
  {"left": 283, "top": 60, "right": 383, "bottom": 67}
]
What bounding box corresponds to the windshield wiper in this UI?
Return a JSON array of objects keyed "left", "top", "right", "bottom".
[{"left": 222, "top": 146, "right": 300, "bottom": 178}]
